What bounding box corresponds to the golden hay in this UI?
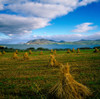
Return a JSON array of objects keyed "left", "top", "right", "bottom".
[
  {"left": 77, "top": 48, "right": 80, "bottom": 53},
  {"left": 93, "top": 48, "right": 99, "bottom": 53},
  {"left": 3, "top": 51, "right": 6, "bottom": 54},
  {"left": 51, "top": 49, "right": 53, "bottom": 53},
  {"left": 53, "top": 50, "right": 56, "bottom": 55},
  {"left": 15, "top": 50, "right": 18, "bottom": 54},
  {"left": 12, "top": 52, "right": 18, "bottom": 59},
  {"left": 49, "top": 63, "right": 91, "bottom": 99},
  {"left": 23, "top": 52, "right": 29, "bottom": 60},
  {"left": 40, "top": 51, "right": 43, "bottom": 55},
  {"left": 48, "top": 55, "right": 59, "bottom": 67},
  {"left": 29, "top": 50, "right": 32, "bottom": 54},
  {"left": 0, "top": 52, "right": 2, "bottom": 55},
  {"left": 72, "top": 48, "right": 76, "bottom": 53},
  {"left": 67, "top": 49, "right": 71, "bottom": 53}
]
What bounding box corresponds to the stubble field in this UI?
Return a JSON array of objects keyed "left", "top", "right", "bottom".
[{"left": 0, "top": 49, "right": 100, "bottom": 99}]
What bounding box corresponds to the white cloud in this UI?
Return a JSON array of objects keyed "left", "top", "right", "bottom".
[
  {"left": 0, "top": 14, "right": 50, "bottom": 35},
  {"left": 0, "top": 0, "right": 4, "bottom": 10},
  {"left": 0, "top": 0, "right": 98, "bottom": 39},
  {"left": 72, "top": 23, "right": 97, "bottom": 33},
  {"left": 85, "top": 32, "right": 100, "bottom": 40},
  {"left": 7, "top": 2, "right": 72, "bottom": 19},
  {"left": 78, "top": 0, "right": 98, "bottom": 6}
]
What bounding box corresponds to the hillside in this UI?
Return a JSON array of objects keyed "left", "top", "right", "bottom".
[
  {"left": 26, "top": 39, "right": 57, "bottom": 44},
  {"left": 26, "top": 39, "right": 100, "bottom": 45},
  {"left": 67, "top": 39, "right": 100, "bottom": 45}
]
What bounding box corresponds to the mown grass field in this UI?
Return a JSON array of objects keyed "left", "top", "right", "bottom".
[{"left": 0, "top": 49, "right": 100, "bottom": 99}]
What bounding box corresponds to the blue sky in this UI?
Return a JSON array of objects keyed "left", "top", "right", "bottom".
[{"left": 0, "top": 0, "right": 100, "bottom": 44}]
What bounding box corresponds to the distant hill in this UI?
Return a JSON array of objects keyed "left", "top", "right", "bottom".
[
  {"left": 71, "top": 39, "right": 100, "bottom": 45},
  {"left": 26, "top": 39, "right": 57, "bottom": 44},
  {"left": 26, "top": 39, "right": 100, "bottom": 45}
]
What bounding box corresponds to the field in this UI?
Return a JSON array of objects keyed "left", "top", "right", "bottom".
[{"left": 0, "top": 49, "right": 100, "bottom": 99}]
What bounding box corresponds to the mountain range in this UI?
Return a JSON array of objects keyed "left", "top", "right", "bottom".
[{"left": 26, "top": 39, "right": 100, "bottom": 45}]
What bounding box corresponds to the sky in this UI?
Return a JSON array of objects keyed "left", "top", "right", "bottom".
[{"left": 0, "top": 0, "right": 100, "bottom": 44}]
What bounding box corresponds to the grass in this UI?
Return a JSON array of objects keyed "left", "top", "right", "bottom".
[{"left": 0, "top": 49, "right": 100, "bottom": 99}]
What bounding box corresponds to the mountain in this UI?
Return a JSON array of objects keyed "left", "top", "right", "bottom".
[
  {"left": 26, "top": 39, "right": 100, "bottom": 45},
  {"left": 72, "top": 39, "right": 100, "bottom": 45},
  {"left": 26, "top": 39, "right": 57, "bottom": 44}
]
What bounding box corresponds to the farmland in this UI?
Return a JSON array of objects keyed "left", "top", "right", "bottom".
[{"left": 0, "top": 49, "right": 100, "bottom": 99}]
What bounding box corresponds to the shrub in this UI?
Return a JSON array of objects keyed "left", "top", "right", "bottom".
[
  {"left": 0, "top": 46, "right": 5, "bottom": 49},
  {"left": 49, "top": 63, "right": 91, "bottom": 99},
  {"left": 26, "top": 47, "right": 35, "bottom": 51}
]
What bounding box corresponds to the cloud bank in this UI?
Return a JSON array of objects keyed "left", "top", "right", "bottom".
[
  {"left": 32, "top": 32, "right": 100, "bottom": 41},
  {"left": 72, "top": 23, "right": 97, "bottom": 33},
  {"left": 1, "top": 32, "right": 100, "bottom": 44}
]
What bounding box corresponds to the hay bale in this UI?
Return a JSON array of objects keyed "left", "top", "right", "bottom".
[
  {"left": 12, "top": 52, "right": 18, "bottom": 59},
  {"left": 0, "top": 52, "right": 2, "bottom": 56},
  {"left": 93, "top": 48, "right": 99, "bottom": 53},
  {"left": 51, "top": 49, "right": 53, "bottom": 53},
  {"left": 53, "top": 50, "right": 56, "bottom": 55},
  {"left": 3, "top": 51, "right": 6, "bottom": 54},
  {"left": 67, "top": 49, "right": 71, "bottom": 53},
  {"left": 72, "top": 48, "right": 76, "bottom": 53},
  {"left": 15, "top": 50, "right": 18, "bottom": 54},
  {"left": 29, "top": 50, "right": 32, "bottom": 54},
  {"left": 23, "top": 52, "right": 29, "bottom": 60},
  {"left": 77, "top": 48, "right": 80, "bottom": 53},
  {"left": 40, "top": 51, "right": 43, "bottom": 55},
  {"left": 48, "top": 55, "right": 59, "bottom": 67},
  {"left": 49, "top": 63, "right": 91, "bottom": 99}
]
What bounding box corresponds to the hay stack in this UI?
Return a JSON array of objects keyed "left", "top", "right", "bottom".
[
  {"left": 72, "top": 48, "right": 76, "bottom": 53},
  {"left": 51, "top": 49, "right": 53, "bottom": 53},
  {"left": 29, "top": 50, "right": 32, "bottom": 54},
  {"left": 77, "top": 48, "right": 80, "bottom": 53},
  {"left": 67, "top": 49, "right": 71, "bottom": 53},
  {"left": 40, "top": 51, "right": 43, "bottom": 55},
  {"left": 23, "top": 52, "right": 29, "bottom": 60},
  {"left": 49, "top": 63, "right": 91, "bottom": 99},
  {"left": 3, "top": 50, "right": 6, "bottom": 54},
  {"left": 93, "top": 48, "right": 99, "bottom": 53},
  {"left": 15, "top": 50, "right": 18, "bottom": 54},
  {"left": 53, "top": 50, "right": 56, "bottom": 55},
  {"left": 0, "top": 52, "right": 2, "bottom": 56},
  {"left": 48, "top": 55, "right": 59, "bottom": 67},
  {"left": 13, "top": 52, "right": 18, "bottom": 59}
]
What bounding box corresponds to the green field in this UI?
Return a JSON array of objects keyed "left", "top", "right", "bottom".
[{"left": 0, "top": 50, "right": 100, "bottom": 99}]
